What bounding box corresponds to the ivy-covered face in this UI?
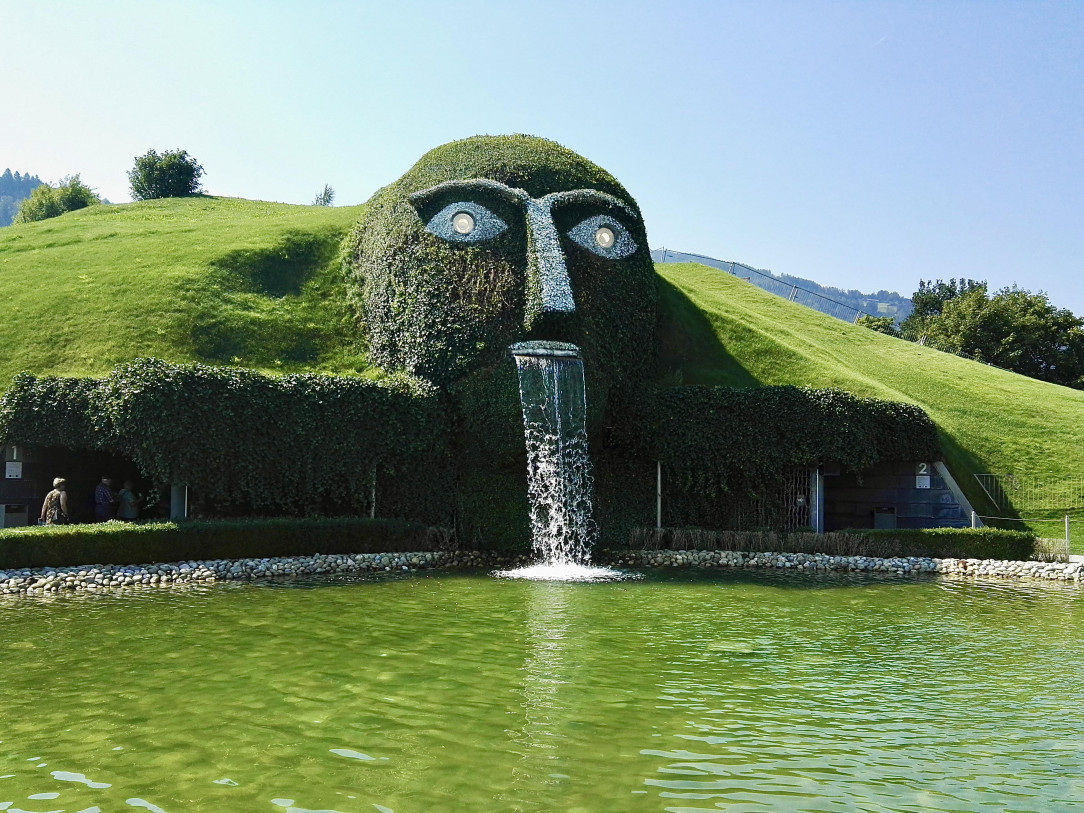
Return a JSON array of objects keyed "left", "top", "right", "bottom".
[
  {"left": 346, "top": 135, "right": 658, "bottom": 390},
  {"left": 411, "top": 178, "right": 639, "bottom": 319}
]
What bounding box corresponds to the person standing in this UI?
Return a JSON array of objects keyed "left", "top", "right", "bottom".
[
  {"left": 116, "top": 480, "right": 142, "bottom": 522},
  {"left": 94, "top": 476, "right": 118, "bottom": 522},
  {"left": 39, "top": 478, "right": 70, "bottom": 525}
]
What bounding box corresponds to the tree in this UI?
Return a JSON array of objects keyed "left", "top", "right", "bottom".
[
  {"left": 0, "top": 198, "right": 16, "bottom": 226},
  {"left": 128, "top": 149, "right": 204, "bottom": 200},
  {"left": 12, "top": 175, "right": 100, "bottom": 224},
  {"left": 921, "top": 285, "right": 1084, "bottom": 389},
  {"left": 0, "top": 168, "right": 43, "bottom": 199},
  {"left": 312, "top": 184, "right": 334, "bottom": 206},
  {"left": 856, "top": 315, "right": 900, "bottom": 337},
  {"left": 900, "top": 278, "right": 984, "bottom": 341},
  {"left": 0, "top": 168, "right": 45, "bottom": 227}
]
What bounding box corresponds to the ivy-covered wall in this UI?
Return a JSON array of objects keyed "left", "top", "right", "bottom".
[
  {"left": 0, "top": 360, "right": 453, "bottom": 523},
  {"left": 0, "top": 365, "right": 940, "bottom": 543},
  {"left": 605, "top": 385, "right": 942, "bottom": 533},
  {"left": 620, "top": 385, "right": 941, "bottom": 491}
]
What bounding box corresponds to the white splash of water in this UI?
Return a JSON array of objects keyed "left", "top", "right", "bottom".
[
  {"left": 499, "top": 345, "right": 636, "bottom": 582},
  {"left": 495, "top": 561, "right": 631, "bottom": 582},
  {"left": 511, "top": 348, "right": 597, "bottom": 567}
]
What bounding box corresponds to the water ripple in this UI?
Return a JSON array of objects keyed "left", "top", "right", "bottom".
[{"left": 0, "top": 571, "right": 1081, "bottom": 810}]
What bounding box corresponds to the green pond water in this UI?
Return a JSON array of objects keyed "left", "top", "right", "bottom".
[{"left": 1, "top": 569, "right": 1083, "bottom": 812}]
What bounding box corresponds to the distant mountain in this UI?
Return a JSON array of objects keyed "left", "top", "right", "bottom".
[
  {"left": 0, "top": 168, "right": 44, "bottom": 226},
  {"left": 776, "top": 272, "right": 913, "bottom": 321},
  {"left": 652, "top": 248, "right": 913, "bottom": 323}
]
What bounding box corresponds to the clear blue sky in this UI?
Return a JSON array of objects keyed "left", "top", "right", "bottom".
[{"left": 6, "top": 1, "right": 1083, "bottom": 312}]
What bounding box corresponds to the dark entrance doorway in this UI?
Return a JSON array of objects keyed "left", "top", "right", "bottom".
[{"left": 16, "top": 446, "right": 162, "bottom": 524}]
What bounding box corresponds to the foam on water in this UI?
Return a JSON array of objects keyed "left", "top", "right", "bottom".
[{"left": 494, "top": 562, "right": 637, "bottom": 582}]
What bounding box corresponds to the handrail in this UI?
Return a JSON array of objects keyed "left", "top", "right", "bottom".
[{"left": 653, "top": 247, "right": 885, "bottom": 324}]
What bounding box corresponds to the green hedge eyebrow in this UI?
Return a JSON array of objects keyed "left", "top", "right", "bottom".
[{"left": 408, "top": 179, "right": 636, "bottom": 218}]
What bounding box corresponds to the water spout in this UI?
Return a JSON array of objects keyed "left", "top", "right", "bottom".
[{"left": 498, "top": 341, "right": 625, "bottom": 582}]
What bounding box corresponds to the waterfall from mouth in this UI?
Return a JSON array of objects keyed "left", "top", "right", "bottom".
[{"left": 509, "top": 341, "right": 598, "bottom": 567}]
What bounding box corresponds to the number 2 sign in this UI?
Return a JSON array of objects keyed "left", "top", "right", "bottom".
[{"left": 916, "top": 462, "right": 931, "bottom": 489}]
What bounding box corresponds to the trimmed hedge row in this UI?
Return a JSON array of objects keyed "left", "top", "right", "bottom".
[
  {"left": 0, "top": 520, "right": 1034, "bottom": 571},
  {"left": 0, "top": 517, "right": 446, "bottom": 570},
  {"left": 631, "top": 526, "right": 1035, "bottom": 561},
  {"left": 850, "top": 528, "right": 1035, "bottom": 560}
]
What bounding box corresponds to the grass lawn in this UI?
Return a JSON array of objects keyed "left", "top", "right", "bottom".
[{"left": 0, "top": 197, "right": 369, "bottom": 384}]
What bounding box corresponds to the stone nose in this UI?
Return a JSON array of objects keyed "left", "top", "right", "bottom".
[{"left": 525, "top": 199, "right": 575, "bottom": 315}]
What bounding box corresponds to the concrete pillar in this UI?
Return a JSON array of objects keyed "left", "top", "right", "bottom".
[
  {"left": 170, "top": 484, "right": 188, "bottom": 521},
  {"left": 933, "top": 461, "right": 981, "bottom": 526},
  {"left": 656, "top": 461, "right": 662, "bottom": 531},
  {"left": 810, "top": 468, "right": 825, "bottom": 534}
]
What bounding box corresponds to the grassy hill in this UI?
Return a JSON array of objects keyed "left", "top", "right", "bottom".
[
  {"left": 0, "top": 197, "right": 369, "bottom": 384},
  {"left": 2, "top": 202, "right": 1081, "bottom": 545},
  {"left": 657, "top": 262, "right": 1084, "bottom": 547}
]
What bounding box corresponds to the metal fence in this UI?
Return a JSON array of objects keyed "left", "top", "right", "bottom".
[
  {"left": 973, "top": 513, "right": 1079, "bottom": 561},
  {"left": 975, "top": 474, "right": 1084, "bottom": 512},
  {"left": 652, "top": 248, "right": 880, "bottom": 324}
]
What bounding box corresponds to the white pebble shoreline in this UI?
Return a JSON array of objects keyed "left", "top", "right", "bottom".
[
  {"left": 0, "top": 551, "right": 508, "bottom": 597},
  {"left": 1, "top": 549, "right": 1080, "bottom": 597},
  {"left": 609, "top": 549, "right": 1084, "bottom": 582}
]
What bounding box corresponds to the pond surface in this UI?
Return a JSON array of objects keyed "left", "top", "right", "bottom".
[{"left": 1, "top": 569, "right": 1083, "bottom": 812}]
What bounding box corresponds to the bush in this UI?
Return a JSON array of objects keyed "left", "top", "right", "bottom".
[
  {"left": 129, "top": 149, "right": 204, "bottom": 200},
  {"left": 0, "top": 517, "right": 442, "bottom": 570},
  {"left": 837, "top": 527, "right": 1035, "bottom": 560},
  {"left": 628, "top": 526, "right": 1035, "bottom": 561},
  {"left": 857, "top": 314, "right": 901, "bottom": 337},
  {"left": 12, "top": 175, "right": 100, "bottom": 223}
]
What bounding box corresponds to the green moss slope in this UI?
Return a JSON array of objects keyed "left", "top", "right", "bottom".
[
  {"left": 658, "top": 262, "right": 1084, "bottom": 539},
  {"left": 0, "top": 197, "right": 369, "bottom": 384}
]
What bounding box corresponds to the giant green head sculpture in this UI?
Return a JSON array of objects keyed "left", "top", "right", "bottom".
[{"left": 345, "top": 135, "right": 658, "bottom": 395}]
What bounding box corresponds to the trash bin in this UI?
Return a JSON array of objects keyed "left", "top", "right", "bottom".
[
  {"left": 873, "top": 508, "right": 897, "bottom": 530},
  {"left": 1, "top": 504, "right": 29, "bottom": 528}
]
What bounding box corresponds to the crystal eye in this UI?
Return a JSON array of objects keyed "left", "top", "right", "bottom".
[
  {"left": 568, "top": 215, "right": 637, "bottom": 259},
  {"left": 452, "top": 212, "right": 475, "bottom": 234},
  {"left": 424, "top": 201, "right": 508, "bottom": 244}
]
